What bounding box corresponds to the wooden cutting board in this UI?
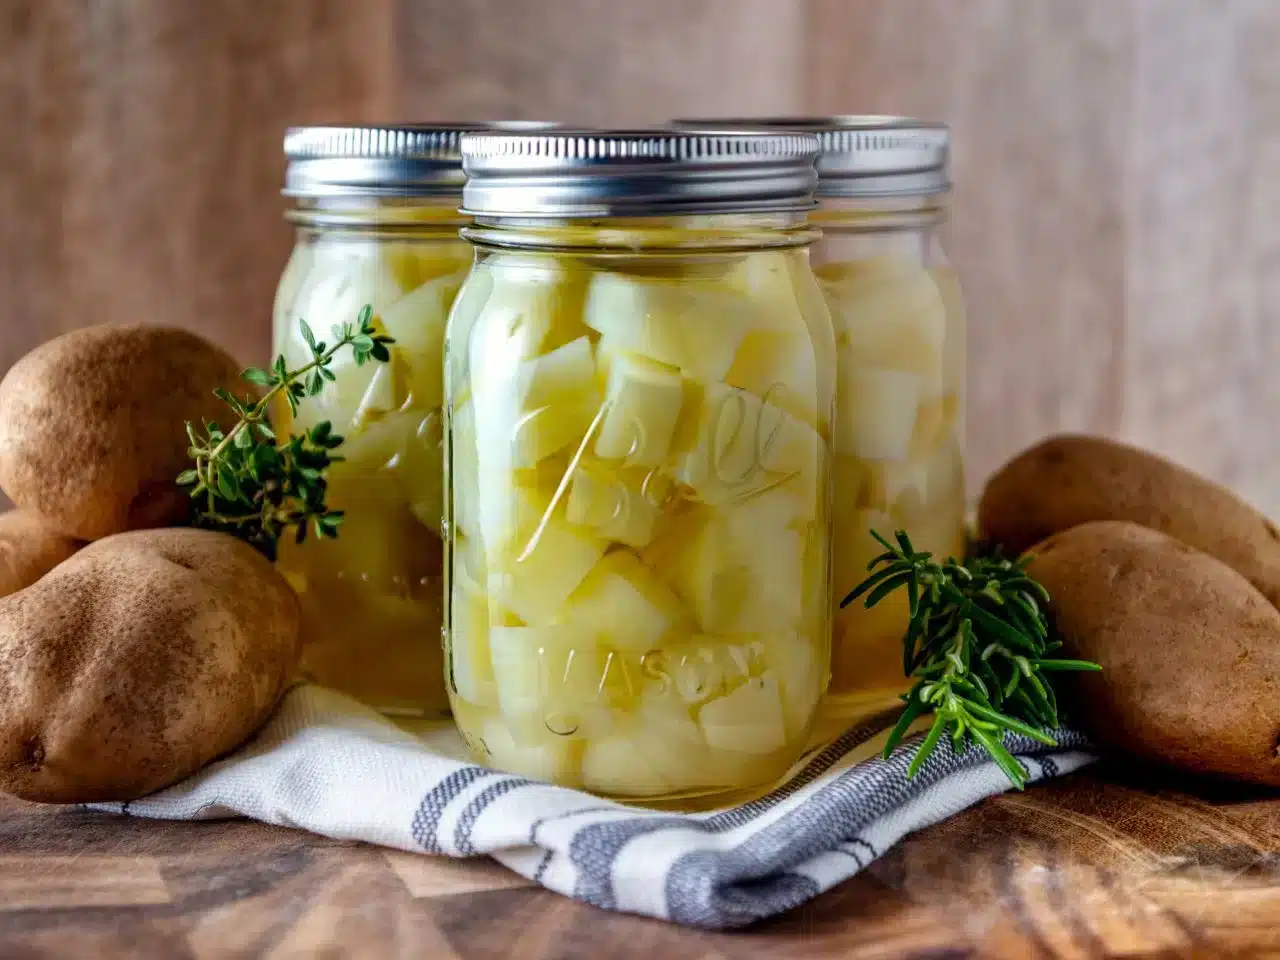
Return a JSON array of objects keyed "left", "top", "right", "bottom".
[{"left": 1, "top": 761, "right": 1278, "bottom": 958}]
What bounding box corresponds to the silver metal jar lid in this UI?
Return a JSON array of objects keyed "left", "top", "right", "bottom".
[
  {"left": 459, "top": 128, "right": 822, "bottom": 218},
  {"left": 283, "top": 122, "right": 555, "bottom": 199},
  {"left": 675, "top": 116, "right": 950, "bottom": 198}
]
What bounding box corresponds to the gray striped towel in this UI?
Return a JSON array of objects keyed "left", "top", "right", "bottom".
[{"left": 91, "top": 684, "right": 1094, "bottom": 929}]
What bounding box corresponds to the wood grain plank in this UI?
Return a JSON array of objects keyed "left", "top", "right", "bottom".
[
  {"left": 882, "top": 766, "right": 1280, "bottom": 958},
  {"left": 0, "top": 855, "right": 169, "bottom": 909},
  {"left": 384, "top": 850, "right": 534, "bottom": 898},
  {"left": 394, "top": 0, "right": 805, "bottom": 124},
  {"left": 5, "top": 772, "right": 1280, "bottom": 957},
  {"left": 805, "top": 0, "right": 1134, "bottom": 500}
]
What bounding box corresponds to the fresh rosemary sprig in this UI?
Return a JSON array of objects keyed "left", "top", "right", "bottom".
[
  {"left": 178, "top": 305, "right": 394, "bottom": 560},
  {"left": 843, "top": 530, "right": 1101, "bottom": 789}
]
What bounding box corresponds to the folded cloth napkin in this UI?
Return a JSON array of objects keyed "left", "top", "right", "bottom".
[{"left": 91, "top": 684, "right": 1093, "bottom": 929}]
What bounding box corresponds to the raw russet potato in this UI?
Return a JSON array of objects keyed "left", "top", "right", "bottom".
[
  {"left": 0, "top": 510, "right": 83, "bottom": 597},
  {"left": 0, "top": 325, "right": 244, "bottom": 541},
  {"left": 1028, "top": 521, "right": 1280, "bottom": 786},
  {"left": 0, "top": 528, "right": 301, "bottom": 803},
  {"left": 979, "top": 434, "right": 1280, "bottom": 608}
]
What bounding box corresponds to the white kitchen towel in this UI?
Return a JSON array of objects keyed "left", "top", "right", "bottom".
[{"left": 92, "top": 684, "right": 1094, "bottom": 929}]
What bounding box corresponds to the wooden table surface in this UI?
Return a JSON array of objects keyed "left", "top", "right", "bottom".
[{"left": 2, "top": 761, "right": 1279, "bottom": 959}]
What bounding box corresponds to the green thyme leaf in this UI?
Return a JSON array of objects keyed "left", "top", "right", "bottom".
[
  {"left": 242, "top": 367, "right": 275, "bottom": 388},
  {"left": 176, "top": 305, "right": 395, "bottom": 561}
]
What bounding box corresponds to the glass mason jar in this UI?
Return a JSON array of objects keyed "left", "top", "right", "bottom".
[
  {"left": 691, "top": 118, "right": 965, "bottom": 720},
  {"left": 273, "top": 125, "right": 485, "bottom": 717},
  {"left": 444, "top": 129, "right": 835, "bottom": 803}
]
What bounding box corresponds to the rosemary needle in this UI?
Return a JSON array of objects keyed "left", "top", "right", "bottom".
[{"left": 843, "top": 530, "right": 1100, "bottom": 789}]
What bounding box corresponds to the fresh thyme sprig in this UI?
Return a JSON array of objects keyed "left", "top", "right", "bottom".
[
  {"left": 178, "top": 305, "right": 394, "bottom": 560},
  {"left": 843, "top": 530, "right": 1100, "bottom": 789}
]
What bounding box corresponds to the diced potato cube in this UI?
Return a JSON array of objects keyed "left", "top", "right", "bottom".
[
  {"left": 472, "top": 478, "right": 540, "bottom": 565},
  {"left": 273, "top": 245, "right": 315, "bottom": 349},
  {"left": 583, "top": 272, "right": 751, "bottom": 380},
  {"left": 653, "top": 511, "right": 739, "bottom": 632},
  {"left": 725, "top": 328, "right": 821, "bottom": 429},
  {"left": 349, "top": 362, "right": 399, "bottom": 426},
  {"left": 565, "top": 463, "right": 663, "bottom": 548},
  {"left": 327, "top": 406, "right": 440, "bottom": 534},
  {"left": 721, "top": 250, "right": 825, "bottom": 428},
  {"left": 861, "top": 422, "right": 964, "bottom": 518},
  {"left": 289, "top": 258, "right": 408, "bottom": 430},
  {"left": 736, "top": 529, "right": 805, "bottom": 631},
  {"left": 725, "top": 248, "right": 837, "bottom": 412},
  {"left": 293, "top": 468, "right": 441, "bottom": 599},
  {"left": 449, "top": 401, "right": 481, "bottom": 539},
  {"left": 594, "top": 347, "right": 685, "bottom": 466},
  {"left": 488, "top": 626, "right": 609, "bottom": 736},
  {"left": 835, "top": 362, "right": 920, "bottom": 460},
  {"left": 663, "top": 506, "right": 805, "bottom": 635},
  {"left": 581, "top": 693, "right": 709, "bottom": 797},
  {"left": 581, "top": 734, "right": 669, "bottom": 797},
  {"left": 333, "top": 406, "right": 414, "bottom": 472},
  {"left": 450, "top": 566, "right": 495, "bottom": 707},
  {"left": 659, "top": 636, "right": 764, "bottom": 707},
  {"left": 456, "top": 533, "right": 487, "bottom": 583},
  {"left": 474, "top": 336, "right": 601, "bottom": 472},
  {"left": 891, "top": 440, "right": 965, "bottom": 562},
  {"left": 402, "top": 409, "right": 445, "bottom": 536},
  {"left": 907, "top": 393, "right": 959, "bottom": 461},
  {"left": 444, "top": 270, "right": 493, "bottom": 401},
  {"left": 672, "top": 382, "right": 822, "bottom": 516},
  {"left": 720, "top": 482, "right": 808, "bottom": 539},
  {"left": 561, "top": 550, "right": 690, "bottom": 652},
  {"left": 515, "top": 336, "right": 600, "bottom": 467},
  {"left": 931, "top": 264, "right": 967, "bottom": 395},
  {"left": 480, "top": 715, "right": 583, "bottom": 785},
  {"left": 698, "top": 674, "right": 788, "bottom": 756},
  {"left": 488, "top": 494, "right": 607, "bottom": 625},
  {"left": 724, "top": 251, "right": 802, "bottom": 328},
  {"left": 822, "top": 258, "right": 947, "bottom": 396},
  {"left": 760, "top": 633, "right": 825, "bottom": 742},
  {"left": 378, "top": 270, "right": 466, "bottom": 410},
  {"left": 466, "top": 261, "right": 588, "bottom": 395},
  {"left": 299, "top": 255, "right": 408, "bottom": 338}
]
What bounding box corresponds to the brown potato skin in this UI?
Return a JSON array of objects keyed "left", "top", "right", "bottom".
[
  {"left": 1028, "top": 521, "right": 1280, "bottom": 786},
  {"left": 979, "top": 434, "right": 1280, "bottom": 608},
  {"left": 0, "top": 529, "right": 301, "bottom": 803},
  {"left": 0, "top": 511, "right": 83, "bottom": 597},
  {"left": 0, "top": 325, "right": 244, "bottom": 541}
]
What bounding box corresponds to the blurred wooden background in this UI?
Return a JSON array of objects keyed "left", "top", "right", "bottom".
[{"left": 2, "top": 0, "right": 1277, "bottom": 514}]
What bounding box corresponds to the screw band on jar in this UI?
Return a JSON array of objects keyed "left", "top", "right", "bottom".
[
  {"left": 675, "top": 116, "right": 950, "bottom": 198},
  {"left": 459, "top": 128, "right": 822, "bottom": 218},
  {"left": 284, "top": 121, "right": 560, "bottom": 199}
]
